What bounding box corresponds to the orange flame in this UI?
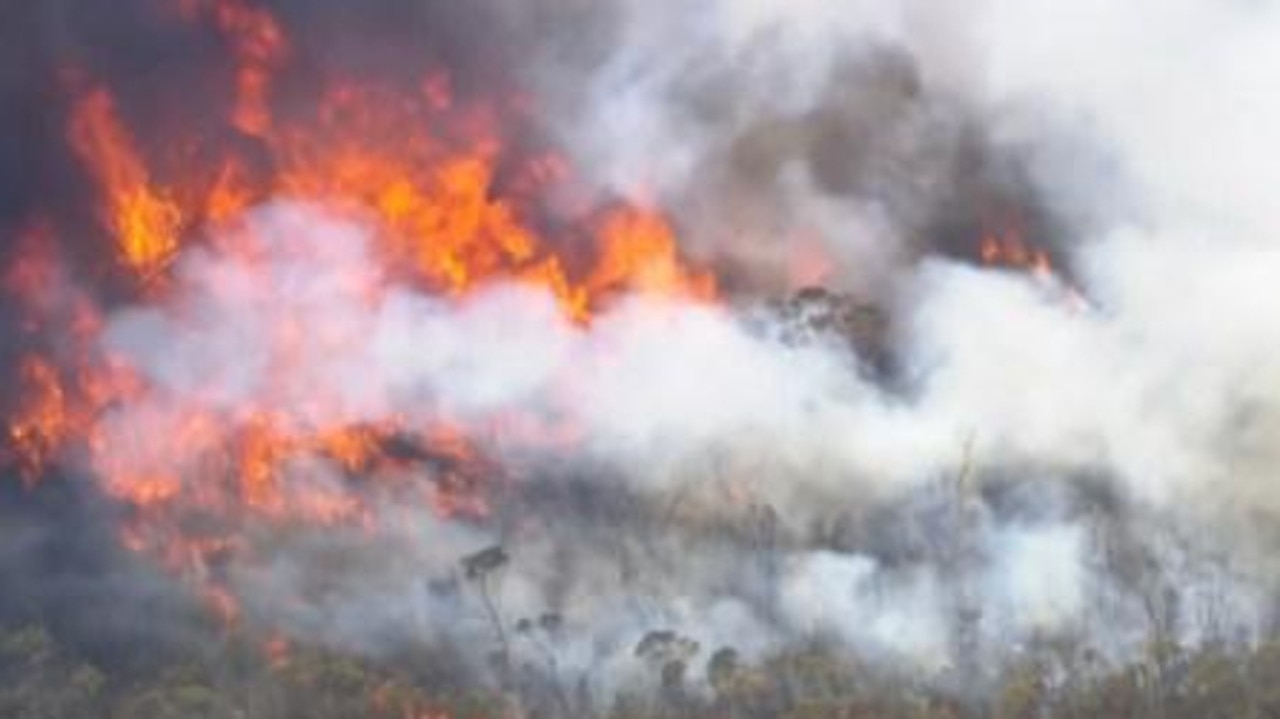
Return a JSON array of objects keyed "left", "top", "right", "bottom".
[
  {"left": 13, "top": 0, "right": 716, "bottom": 630},
  {"left": 68, "top": 89, "right": 181, "bottom": 282},
  {"left": 590, "top": 207, "right": 717, "bottom": 301},
  {"left": 180, "top": 0, "right": 289, "bottom": 137},
  {"left": 979, "top": 224, "right": 1091, "bottom": 312},
  {"left": 6, "top": 357, "right": 69, "bottom": 488},
  {"left": 979, "top": 226, "right": 1052, "bottom": 281}
]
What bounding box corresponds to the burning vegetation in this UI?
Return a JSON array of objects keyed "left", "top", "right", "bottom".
[
  {"left": 2, "top": 1, "right": 1280, "bottom": 718},
  {"left": 11, "top": 0, "right": 722, "bottom": 634}
]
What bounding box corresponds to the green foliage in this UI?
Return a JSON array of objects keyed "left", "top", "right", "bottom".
[
  {"left": 1, "top": 625, "right": 55, "bottom": 666},
  {"left": 0, "top": 625, "right": 105, "bottom": 719},
  {"left": 996, "top": 660, "right": 1045, "bottom": 719},
  {"left": 7, "top": 620, "right": 1280, "bottom": 718}
]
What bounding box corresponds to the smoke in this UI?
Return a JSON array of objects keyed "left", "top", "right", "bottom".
[
  {"left": 87, "top": 186, "right": 1280, "bottom": 692},
  {"left": 520, "top": 0, "right": 1110, "bottom": 295},
  {"left": 5, "top": 0, "right": 1280, "bottom": 706}
]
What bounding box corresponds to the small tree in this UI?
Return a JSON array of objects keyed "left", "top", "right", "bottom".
[{"left": 461, "top": 545, "right": 511, "bottom": 674}]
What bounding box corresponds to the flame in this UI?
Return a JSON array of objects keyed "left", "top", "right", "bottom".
[
  {"left": 180, "top": 0, "right": 289, "bottom": 137},
  {"left": 979, "top": 225, "right": 1052, "bottom": 281},
  {"left": 10, "top": 0, "right": 716, "bottom": 631},
  {"left": 65, "top": 73, "right": 710, "bottom": 317},
  {"left": 589, "top": 207, "right": 716, "bottom": 301},
  {"left": 979, "top": 223, "right": 1091, "bottom": 311},
  {"left": 6, "top": 357, "right": 69, "bottom": 488},
  {"left": 68, "top": 89, "right": 181, "bottom": 282}
]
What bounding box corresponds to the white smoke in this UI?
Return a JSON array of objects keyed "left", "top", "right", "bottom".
[{"left": 82, "top": 0, "right": 1280, "bottom": 694}]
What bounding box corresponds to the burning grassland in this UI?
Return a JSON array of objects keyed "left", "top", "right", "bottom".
[{"left": 3, "top": 1, "right": 1280, "bottom": 717}]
